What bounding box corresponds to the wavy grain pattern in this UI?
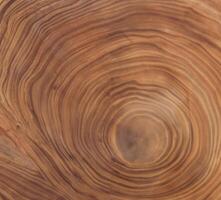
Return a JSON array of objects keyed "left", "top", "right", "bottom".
[{"left": 0, "top": 0, "right": 221, "bottom": 199}]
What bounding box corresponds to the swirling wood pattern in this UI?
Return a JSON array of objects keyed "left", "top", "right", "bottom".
[{"left": 0, "top": 0, "right": 221, "bottom": 199}]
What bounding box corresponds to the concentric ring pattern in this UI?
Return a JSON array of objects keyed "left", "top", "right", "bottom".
[{"left": 0, "top": 0, "right": 221, "bottom": 199}]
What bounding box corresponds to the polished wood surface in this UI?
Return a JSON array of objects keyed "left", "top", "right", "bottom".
[{"left": 0, "top": 0, "right": 221, "bottom": 199}]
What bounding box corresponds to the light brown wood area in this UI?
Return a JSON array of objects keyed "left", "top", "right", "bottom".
[{"left": 0, "top": 0, "right": 221, "bottom": 199}]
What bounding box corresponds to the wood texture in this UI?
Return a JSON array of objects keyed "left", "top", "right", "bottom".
[{"left": 0, "top": 0, "right": 221, "bottom": 199}]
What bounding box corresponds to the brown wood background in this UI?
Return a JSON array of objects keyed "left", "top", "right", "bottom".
[{"left": 0, "top": 0, "right": 221, "bottom": 199}]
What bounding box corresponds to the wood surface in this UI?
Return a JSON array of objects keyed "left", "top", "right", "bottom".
[{"left": 0, "top": 0, "right": 221, "bottom": 199}]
